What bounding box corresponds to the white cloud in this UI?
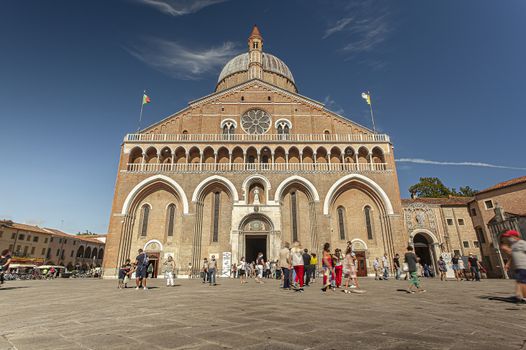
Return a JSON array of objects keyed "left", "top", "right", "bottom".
[
  {"left": 134, "top": 0, "right": 228, "bottom": 16},
  {"left": 396, "top": 158, "right": 526, "bottom": 171},
  {"left": 323, "top": 95, "right": 345, "bottom": 115},
  {"left": 126, "top": 38, "right": 239, "bottom": 80},
  {"left": 323, "top": 17, "right": 353, "bottom": 39}
]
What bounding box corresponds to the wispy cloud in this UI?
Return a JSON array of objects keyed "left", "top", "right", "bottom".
[
  {"left": 126, "top": 38, "right": 238, "bottom": 80},
  {"left": 323, "top": 95, "right": 345, "bottom": 115},
  {"left": 323, "top": 17, "right": 353, "bottom": 39},
  {"left": 396, "top": 158, "right": 526, "bottom": 171},
  {"left": 323, "top": 2, "right": 392, "bottom": 58},
  {"left": 134, "top": 0, "right": 228, "bottom": 16}
]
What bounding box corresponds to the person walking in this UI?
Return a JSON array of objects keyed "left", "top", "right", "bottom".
[
  {"left": 208, "top": 255, "right": 217, "bottom": 286},
  {"left": 201, "top": 257, "right": 209, "bottom": 284},
  {"left": 468, "top": 253, "right": 481, "bottom": 281},
  {"left": 405, "top": 246, "right": 426, "bottom": 294},
  {"left": 135, "top": 249, "right": 149, "bottom": 290},
  {"left": 163, "top": 256, "right": 176, "bottom": 287},
  {"left": 393, "top": 253, "right": 401, "bottom": 280},
  {"left": 382, "top": 253, "right": 390, "bottom": 280},
  {"left": 500, "top": 230, "right": 526, "bottom": 303},
  {"left": 437, "top": 257, "right": 447, "bottom": 281},
  {"left": 279, "top": 242, "right": 292, "bottom": 290},
  {"left": 451, "top": 254, "right": 461, "bottom": 281},
  {"left": 302, "top": 249, "right": 312, "bottom": 286},
  {"left": 373, "top": 258, "right": 382, "bottom": 280},
  {"left": 321, "top": 242, "right": 334, "bottom": 292},
  {"left": 333, "top": 249, "right": 343, "bottom": 288},
  {"left": 291, "top": 241, "right": 305, "bottom": 292},
  {"left": 343, "top": 246, "right": 361, "bottom": 293},
  {"left": 0, "top": 249, "right": 12, "bottom": 288},
  {"left": 238, "top": 257, "right": 247, "bottom": 284},
  {"left": 310, "top": 253, "right": 318, "bottom": 284},
  {"left": 118, "top": 259, "right": 131, "bottom": 289},
  {"left": 255, "top": 252, "right": 265, "bottom": 284}
]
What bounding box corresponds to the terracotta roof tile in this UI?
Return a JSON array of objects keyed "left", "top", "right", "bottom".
[
  {"left": 402, "top": 197, "right": 473, "bottom": 206},
  {"left": 476, "top": 176, "right": 526, "bottom": 195}
]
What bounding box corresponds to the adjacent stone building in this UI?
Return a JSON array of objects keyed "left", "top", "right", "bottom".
[{"left": 0, "top": 220, "right": 105, "bottom": 270}]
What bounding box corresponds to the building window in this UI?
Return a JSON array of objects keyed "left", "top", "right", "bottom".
[
  {"left": 64, "top": 239, "right": 67, "bottom": 244},
  {"left": 476, "top": 227, "right": 486, "bottom": 244},
  {"left": 30, "top": 246, "right": 35, "bottom": 255},
  {"left": 23, "top": 246, "right": 28, "bottom": 255},
  {"left": 337, "top": 207, "right": 346, "bottom": 240},
  {"left": 446, "top": 219, "right": 453, "bottom": 225},
  {"left": 44, "top": 238, "right": 48, "bottom": 243},
  {"left": 41, "top": 248, "right": 46, "bottom": 255},
  {"left": 70, "top": 250, "right": 74, "bottom": 257},
  {"left": 463, "top": 241, "right": 469, "bottom": 248},
  {"left": 33, "top": 236, "right": 38, "bottom": 242},
  {"left": 212, "top": 192, "right": 220, "bottom": 242},
  {"left": 50, "top": 237, "right": 53, "bottom": 242},
  {"left": 365, "top": 206, "right": 373, "bottom": 240},
  {"left": 474, "top": 241, "right": 480, "bottom": 248},
  {"left": 0, "top": 231, "right": 3, "bottom": 238},
  {"left": 290, "top": 192, "right": 298, "bottom": 242},
  {"left": 470, "top": 208, "right": 477, "bottom": 216},
  {"left": 458, "top": 218, "right": 465, "bottom": 225},
  {"left": 46, "top": 248, "right": 51, "bottom": 258},
  {"left": 19, "top": 234, "right": 25, "bottom": 240},
  {"left": 27, "top": 235, "right": 31, "bottom": 241},
  {"left": 56, "top": 249, "right": 60, "bottom": 257},
  {"left": 73, "top": 241, "right": 76, "bottom": 246},
  {"left": 139, "top": 204, "right": 150, "bottom": 237},
  {"left": 11, "top": 232, "right": 16, "bottom": 239},
  {"left": 166, "top": 204, "right": 176, "bottom": 237},
  {"left": 484, "top": 200, "right": 494, "bottom": 210}
]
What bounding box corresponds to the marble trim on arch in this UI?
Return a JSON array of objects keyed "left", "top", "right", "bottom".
[
  {"left": 143, "top": 239, "right": 164, "bottom": 252},
  {"left": 121, "top": 175, "right": 190, "bottom": 215},
  {"left": 273, "top": 175, "right": 320, "bottom": 202},
  {"left": 323, "top": 174, "right": 394, "bottom": 216},
  {"left": 351, "top": 238, "right": 369, "bottom": 251},
  {"left": 409, "top": 229, "right": 439, "bottom": 245},
  {"left": 191, "top": 175, "right": 239, "bottom": 202}
]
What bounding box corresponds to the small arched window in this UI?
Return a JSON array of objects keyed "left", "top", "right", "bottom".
[
  {"left": 364, "top": 206, "right": 373, "bottom": 240},
  {"left": 139, "top": 204, "right": 150, "bottom": 237},
  {"left": 276, "top": 120, "right": 291, "bottom": 136},
  {"left": 166, "top": 204, "right": 176, "bottom": 237},
  {"left": 337, "top": 206, "right": 346, "bottom": 240}
]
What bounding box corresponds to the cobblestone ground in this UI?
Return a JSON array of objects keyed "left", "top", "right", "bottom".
[{"left": 0, "top": 277, "right": 524, "bottom": 350}]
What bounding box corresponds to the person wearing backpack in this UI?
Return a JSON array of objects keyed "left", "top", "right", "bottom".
[{"left": 135, "top": 248, "right": 149, "bottom": 290}]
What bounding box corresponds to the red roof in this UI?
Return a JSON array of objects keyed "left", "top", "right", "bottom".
[
  {"left": 476, "top": 176, "right": 526, "bottom": 195},
  {"left": 402, "top": 197, "right": 473, "bottom": 206}
]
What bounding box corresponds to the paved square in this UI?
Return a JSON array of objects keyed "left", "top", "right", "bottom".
[{"left": 0, "top": 278, "right": 524, "bottom": 349}]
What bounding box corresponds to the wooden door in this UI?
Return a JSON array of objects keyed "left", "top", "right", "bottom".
[{"left": 355, "top": 252, "right": 367, "bottom": 277}]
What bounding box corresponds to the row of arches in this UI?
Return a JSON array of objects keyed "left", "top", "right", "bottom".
[
  {"left": 128, "top": 145, "right": 386, "bottom": 165},
  {"left": 76, "top": 245, "right": 104, "bottom": 260}
]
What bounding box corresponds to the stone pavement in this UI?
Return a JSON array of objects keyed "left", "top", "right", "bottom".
[{"left": 0, "top": 277, "right": 524, "bottom": 350}]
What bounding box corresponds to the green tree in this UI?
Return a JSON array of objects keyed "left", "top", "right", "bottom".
[
  {"left": 409, "top": 177, "right": 452, "bottom": 198},
  {"left": 409, "top": 177, "right": 477, "bottom": 198}
]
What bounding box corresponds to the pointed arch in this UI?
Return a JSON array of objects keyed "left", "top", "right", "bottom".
[
  {"left": 242, "top": 174, "right": 272, "bottom": 202},
  {"left": 121, "top": 175, "right": 189, "bottom": 215},
  {"left": 274, "top": 175, "right": 320, "bottom": 202},
  {"left": 323, "top": 174, "right": 394, "bottom": 215},
  {"left": 192, "top": 175, "right": 239, "bottom": 202}
]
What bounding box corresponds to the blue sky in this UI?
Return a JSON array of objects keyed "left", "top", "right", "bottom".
[{"left": 1, "top": 0, "right": 525, "bottom": 233}]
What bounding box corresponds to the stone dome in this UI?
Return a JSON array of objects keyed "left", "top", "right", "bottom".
[{"left": 217, "top": 52, "right": 295, "bottom": 84}]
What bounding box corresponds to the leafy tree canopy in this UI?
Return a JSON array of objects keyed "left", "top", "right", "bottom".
[{"left": 409, "top": 177, "right": 478, "bottom": 198}]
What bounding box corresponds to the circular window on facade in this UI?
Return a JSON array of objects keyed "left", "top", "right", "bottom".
[{"left": 241, "top": 109, "right": 271, "bottom": 134}]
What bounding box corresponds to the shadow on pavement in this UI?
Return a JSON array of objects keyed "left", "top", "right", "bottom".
[
  {"left": 480, "top": 295, "right": 525, "bottom": 304},
  {"left": 0, "top": 286, "right": 29, "bottom": 291}
]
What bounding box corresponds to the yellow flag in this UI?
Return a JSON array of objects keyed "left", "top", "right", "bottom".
[{"left": 361, "top": 92, "right": 371, "bottom": 105}]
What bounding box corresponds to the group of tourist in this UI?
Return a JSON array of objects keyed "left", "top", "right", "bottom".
[{"left": 111, "top": 230, "right": 526, "bottom": 304}]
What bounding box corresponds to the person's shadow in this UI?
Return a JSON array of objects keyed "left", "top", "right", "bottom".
[
  {"left": 479, "top": 295, "right": 525, "bottom": 304},
  {"left": 0, "top": 286, "right": 29, "bottom": 291}
]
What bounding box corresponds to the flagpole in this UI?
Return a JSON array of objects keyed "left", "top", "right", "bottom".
[
  {"left": 368, "top": 90, "right": 377, "bottom": 134},
  {"left": 138, "top": 90, "right": 145, "bottom": 132}
]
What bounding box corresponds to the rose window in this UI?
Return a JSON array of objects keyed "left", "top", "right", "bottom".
[{"left": 241, "top": 109, "right": 271, "bottom": 134}]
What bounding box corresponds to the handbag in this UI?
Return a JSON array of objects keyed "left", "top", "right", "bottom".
[{"left": 402, "top": 263, "right": 409, "bottom": 272}]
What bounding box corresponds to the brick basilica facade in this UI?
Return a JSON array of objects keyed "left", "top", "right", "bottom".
[{"left": 103, "top": 26, "right": 470, "bottom": 278}]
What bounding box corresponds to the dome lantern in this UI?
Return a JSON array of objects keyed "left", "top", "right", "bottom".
[{"left": 248, "top": 25, "right": 263, "bottom": 80}]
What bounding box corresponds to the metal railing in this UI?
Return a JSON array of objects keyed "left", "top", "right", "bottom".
[
  {"left": 124, "top": 133, "right": 390, "bottom": 143},
  {"left": 126, "top": 162, "right": 389, "bottom": 173}
]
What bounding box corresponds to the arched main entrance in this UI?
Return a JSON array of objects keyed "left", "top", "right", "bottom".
[
  {"left": 238, "top": 213, "right": 274, "bottom": 263},
  {"left": 411, "top": 231, "right": 439, "bottom": 275},
  {"left": 144, "top": 240, "right": 162, "bottom": 278}
]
